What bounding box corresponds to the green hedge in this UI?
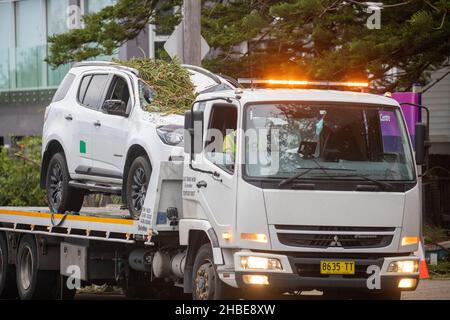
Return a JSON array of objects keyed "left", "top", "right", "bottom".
[{"left": 0, "top": 136, "right": 46, "bottom": 206}]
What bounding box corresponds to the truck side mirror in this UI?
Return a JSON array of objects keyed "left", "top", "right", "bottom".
[
  {"left": 184, "top": 110, "right": 204, "bottom": 156},
  {"left": 415, "top": 122, "right": 430, "bottom": 165}
]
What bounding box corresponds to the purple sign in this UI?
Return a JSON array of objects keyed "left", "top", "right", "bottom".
[
  {"left": 392, "top": 92, "right": 421, "bottom": 136},
  {"left": 380, "top": 92, "right": 421, "bottom": 151}
]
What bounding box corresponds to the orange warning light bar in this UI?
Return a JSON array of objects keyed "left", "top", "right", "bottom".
[{"left": 238, "top": 78, "right": 369, "bottom": 88}]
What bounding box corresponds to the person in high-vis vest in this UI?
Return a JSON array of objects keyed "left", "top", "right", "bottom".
[{"left": 223, "top": 130, "right": 236, "bottom": 164}]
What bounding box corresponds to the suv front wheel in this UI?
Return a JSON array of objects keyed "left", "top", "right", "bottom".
[
  {"left": 126, "top": 156, "right": 151, "bottom": 220},
  {"left": 46, "top": 152, "right": 85, "bottom": 213}
]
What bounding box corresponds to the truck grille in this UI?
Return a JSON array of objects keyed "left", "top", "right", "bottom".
[{"left": 275, "top": 225, "right": 394, "bottom": 249}]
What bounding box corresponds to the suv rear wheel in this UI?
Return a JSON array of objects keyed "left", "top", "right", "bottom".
[
  {"left": 126, "top": 156, "right": 151, "bottom": 220},
  {"left": 46, "top": 153, "right": 85, "bottom": 213}
]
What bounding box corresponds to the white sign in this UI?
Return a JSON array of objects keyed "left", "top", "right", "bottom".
[
  {"left": 66, "top": 5, "right": 82, "bottom": 30},
  {"left": 164, "top": 23, "right": 210, "bottom": 61}
]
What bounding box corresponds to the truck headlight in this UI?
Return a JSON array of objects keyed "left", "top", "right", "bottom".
[
  {"left": 243, "top": 275, "right": 269, "bottom": 285},
  {"left": 398, "top": 278, "right": 417, "bottom": 289},
  {"left": 387, "top": 260, "right": 419, "bottom": 273},
  {"left": 156, "top": 125, "right": 184, "bottom": 146},
  {"left": 240, "top": 256, "right": 282, "bottom": 270}
]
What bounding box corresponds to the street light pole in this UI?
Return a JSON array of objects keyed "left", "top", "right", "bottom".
[{"left": 183, "top": 0, "right": 201, "bottom": 66}]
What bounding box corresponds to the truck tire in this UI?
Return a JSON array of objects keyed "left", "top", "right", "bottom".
[
  {"left": 0, "top": 234, "right": 18, "bottom": 299},
  {"left": 126, "top": 156, "right": 151, "bottom": 220},
  {"left": 46, "top": 152, "right": 85, "bottom": 213},
  {"left": 16, "top": 235, "right": 58, "bottom": 300},
  {"left": 192, "top": 243, "right": 236, "bottom": 300}
]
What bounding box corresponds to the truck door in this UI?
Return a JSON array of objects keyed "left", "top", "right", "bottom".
[{"left": 184, "top": 103, "right": 238, "bottom": 235}]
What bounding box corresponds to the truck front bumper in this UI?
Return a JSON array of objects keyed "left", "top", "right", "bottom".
[{"left": 224, "top": 251, "right": 420, "bottom": 292}]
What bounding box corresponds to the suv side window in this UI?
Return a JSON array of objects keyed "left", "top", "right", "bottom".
[
  {"left": 204, "top": 104, "right": 238, "bottom": 173},
  {"left": 78, "top": 74, "right": 109, "bottom": 110},
  {"left": 77, "top": 75, "right": 91, "bottom": 103},
  {"left": 104, "top": 75, "right": 131, "bottom": 111},
  {"left": 52, "top": 73, "right": 75, "bottom": 102}
]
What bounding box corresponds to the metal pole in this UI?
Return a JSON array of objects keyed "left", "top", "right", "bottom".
[{"left": 183, "top": 0, "right": 201, "bottom": 66}]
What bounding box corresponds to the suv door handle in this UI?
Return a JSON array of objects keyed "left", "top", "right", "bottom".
[
  {"left": 64, "top": 114, "right": 73, "bottom": 121},
  {"left": 94, "top": 120, "right": 101, "bottom": 127},
  {"left": 196, "top": 180, "right": 207, "bottom": 188}
]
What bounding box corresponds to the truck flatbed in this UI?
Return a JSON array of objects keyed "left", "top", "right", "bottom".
[{"left": 0, "top": 206, "right": 145, "bottom": 244}]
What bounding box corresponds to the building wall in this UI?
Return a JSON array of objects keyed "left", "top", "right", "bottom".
[
  {"left": 0, "top": 88, "right": 54, "bottom": 146},
  {"left": 0, "top": 104, "right": 46, "bottom": 146},
  {"left": 422, "top": 66, "right": 450, "bottom": 155}
]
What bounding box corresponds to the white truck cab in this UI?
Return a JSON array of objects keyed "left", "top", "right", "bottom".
[{"left": 142, "top": 87, "right": 425, "bottom": 299}]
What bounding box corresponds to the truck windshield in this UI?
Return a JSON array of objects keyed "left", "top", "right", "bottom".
[{"left": 244, "top": 102, "right": 415, "bottom": 181}]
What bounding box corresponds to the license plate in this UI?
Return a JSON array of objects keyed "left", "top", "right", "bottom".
[{"left": 320, "top": 261, "right": 355, "bottom": 274}]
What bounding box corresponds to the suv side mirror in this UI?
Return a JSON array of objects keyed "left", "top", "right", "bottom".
[
  {"left": 184, "top": 110, "right": 204, "bottom": 155},
  {"left": 415, "top": 122, "right": 430, "bottom": 165},
  {"left": 103, "top": 99, "right": 127, "bottom": 117}
]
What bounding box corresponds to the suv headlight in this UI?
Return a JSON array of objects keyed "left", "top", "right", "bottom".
[{"left": 156, "top": 125, "right": 184, "bottom": 146}]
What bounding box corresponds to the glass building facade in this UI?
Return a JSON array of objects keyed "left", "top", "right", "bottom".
[
  {"left": 0, "top": 0, "right": 121, "bottom": 147},
  {"left": 0, "top": 0, "right": 172, "bottom": 148},
  {"left": 0, "top": 0, "right": 116, "bottom": 92}
]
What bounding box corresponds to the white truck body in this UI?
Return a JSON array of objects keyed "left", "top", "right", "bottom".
[{"left": 0, "top": 66, "right": 424, "bottom": 300}]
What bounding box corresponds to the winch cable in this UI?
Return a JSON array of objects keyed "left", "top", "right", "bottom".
[{"left": 50, "top": 211, "right": 70, "bottom": 227}]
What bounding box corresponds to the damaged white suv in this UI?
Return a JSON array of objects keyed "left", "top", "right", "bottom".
[{"left": 41, "top": 61, "right": 235, "bottom": 218}]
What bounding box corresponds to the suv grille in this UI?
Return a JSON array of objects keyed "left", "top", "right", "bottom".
[{"left": 275, "top": 225, "right": 394, "bottom": 249}]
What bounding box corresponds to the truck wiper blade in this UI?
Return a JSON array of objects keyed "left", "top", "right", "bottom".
[
  {"left": 311, "top": 173, "right": 395, "bottom": 190},
  {"left": 278, "top": 167, "right": 354, "bottom": 188}
]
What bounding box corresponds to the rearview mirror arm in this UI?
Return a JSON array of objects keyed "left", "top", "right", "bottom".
[
  {"left": 400, "top": 102, "right": 430, "bottom": 139},
  {"left": 401, "top": 103, "right": 431, "bottom": 168}
]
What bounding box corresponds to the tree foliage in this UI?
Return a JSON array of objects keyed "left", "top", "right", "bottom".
[
  {"left": 46, "top": 0, "right": 450, "bottom": 92},
  {"left": 202, "top": 0, "right": 450, "bottom": 91},
  {"left": 0, "top": 137, "right": 46, "bottom": 206},
  {"left": 116, "top": 58, "right": 195, "bottom": 114},
  {"left": 46, "top": 0, "right": 182, "bottom": 66}
]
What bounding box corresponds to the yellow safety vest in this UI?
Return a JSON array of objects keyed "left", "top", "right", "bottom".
[{"left": 223, "top": 130, "right": 236, "bottom": 157}]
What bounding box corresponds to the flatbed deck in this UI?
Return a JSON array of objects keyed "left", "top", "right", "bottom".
[{"left": 0, "top": 206, "right": 149, "bottom": 244}]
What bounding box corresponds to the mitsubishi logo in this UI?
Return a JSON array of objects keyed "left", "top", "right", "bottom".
[{"left": 329, "top": 235, "right": 342, "bottom": 247}]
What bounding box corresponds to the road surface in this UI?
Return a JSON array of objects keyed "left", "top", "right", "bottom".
[
  {"left": 75, "top": 279, "right": 450, "bottom": 300},
  {"left": 402, "top": 279, "right": 450, "bottom": 300}
]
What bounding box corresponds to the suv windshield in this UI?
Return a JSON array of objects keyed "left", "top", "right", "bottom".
[
  {"left": 138, "top": 80, "right": 156, "bottom": 110},
  {"left": 244, "top": 102, "right": 415, "bottom": 181}
]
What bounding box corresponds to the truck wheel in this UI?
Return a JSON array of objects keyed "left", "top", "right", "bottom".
[
  {"left": 126, "top": 156, "right": 151, "bottom": 220},
  {"left": 0, "top": 234, "right": 18, "bottom": 299},
  {"left": 46, "top": 152, "right": 85, "bottom": 213},
  {"left": 192, "top": 243, "right": 236, "bottom": 300},
  {"left": 16, "top": 235, "right": 57, "bottom": 300}
]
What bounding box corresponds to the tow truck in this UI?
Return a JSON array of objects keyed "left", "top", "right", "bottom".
[{"left": 0, "top": 78, "right": 430, "bottom": 300}]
